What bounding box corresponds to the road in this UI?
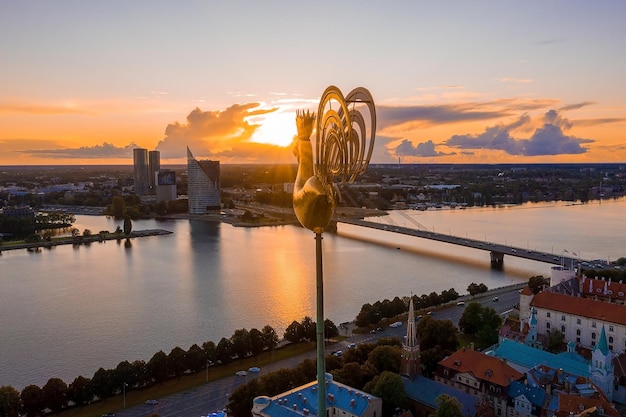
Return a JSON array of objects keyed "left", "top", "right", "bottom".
[{"left": 114, "top": 285, "right": 523, "bottom": 417}]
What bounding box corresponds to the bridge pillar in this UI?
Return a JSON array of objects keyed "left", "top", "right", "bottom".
[{"left": 490, "top": 251, "right": 504, "bottom": 269}]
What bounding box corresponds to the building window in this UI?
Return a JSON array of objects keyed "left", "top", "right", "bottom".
[
  {"left": 576, "top": 337, "right": 580, "bottom": 343},
  {"left": 609, "top": 325, "right": 614, "bottom": 332},
  {"left": 592, "top": 321, "right": 596, "bottom": 328},
  {"left": 561, "top": 315, "right": 566, "bottom": 321},
  {"left": 609, "top": 336, "right": 614, "bottom": 343},
  {"left": 577, "top": 318, "right": 581, "bottom": 324},
  {"left": 546, "top": 322, "right": 551, "bottom": 330},
  {"left": 561, "top": 325, "right": 566, "bottom": 333},
  {"left": 576, "top": 329, "right": 581, "bottom": 336},
  {"left": 592, "top": 332, "right": 596, "bottom": 340},
  {"left": 547, "top": 312, "right": 551, "bottom": 318},
  {"left": 592, "top": 340, "right": 596, "bottom": 347}
]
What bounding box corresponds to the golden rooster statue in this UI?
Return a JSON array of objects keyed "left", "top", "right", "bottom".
[{"left": 292, "top": 86, "right": 376, "bottom": 233}]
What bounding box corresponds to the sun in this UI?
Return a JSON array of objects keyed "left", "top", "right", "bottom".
[{"left": 250, "top": 111, "right": 299, "bottom": 147}]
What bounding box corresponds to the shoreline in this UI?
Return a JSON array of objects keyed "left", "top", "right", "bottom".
[{"left": 0, "top": 229, "right": 172, "bottom": 252}]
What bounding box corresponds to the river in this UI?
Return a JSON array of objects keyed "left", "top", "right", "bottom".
[{"left": 1, "top": 198, "right": 624, "bottom": 389}]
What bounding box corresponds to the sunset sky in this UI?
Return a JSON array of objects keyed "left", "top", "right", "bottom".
[{"left": 1, "top": 1, "right": 625, "bottom": 166}]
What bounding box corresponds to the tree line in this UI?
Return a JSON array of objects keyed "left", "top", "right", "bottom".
[
  {"left": 355, "top": 288, "right": 461, "bottom": 328},
  {"left": 0, "top": 316, "right": 338, "bottom": 417}
]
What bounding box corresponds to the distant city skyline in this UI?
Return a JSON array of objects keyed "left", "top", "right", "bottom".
[{"left": 1, "top": 2, "right": 625, "bottom": 166}]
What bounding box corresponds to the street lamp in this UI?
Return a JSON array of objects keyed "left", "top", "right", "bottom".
[
  {"left": 206, "top": 360, "right": 211, "bottom": 382},
  {"left": 123, "top": 382, "right": 127, "bottom": 408}
]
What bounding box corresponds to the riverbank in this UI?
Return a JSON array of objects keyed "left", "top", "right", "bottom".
[
  {"left": 160, "top": 205, "right": 388, "bottom": 228},
  {"left": 0, "top": 229, "right": 172, "bottom": 252}
]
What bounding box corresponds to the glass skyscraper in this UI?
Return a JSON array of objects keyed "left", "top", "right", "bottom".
[
  {"left": 186, "top": 147, "right": 220, "bottom": 214},
  {"left": 133, "top": 148, "right": 149, "bottom": 195}
]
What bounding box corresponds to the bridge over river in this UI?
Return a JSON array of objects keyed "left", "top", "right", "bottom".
[{"left": 337, "top": 217, "right": 585, "bottom": 269}]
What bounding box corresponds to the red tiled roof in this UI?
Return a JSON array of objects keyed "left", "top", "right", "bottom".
[
  {"left": 579, "top": 276, "right": 626, "bottom": 301},
  {"left": 438, "top": 348, "right": 523, "bottom": 387},
  {"left": 556, "top": 392, "right": 620, "bottom": 417},
  {"left": 530, "top": 291, "right": 626, "bottom": 326}
]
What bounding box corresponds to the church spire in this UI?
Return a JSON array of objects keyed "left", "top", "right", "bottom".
[{"left": 401, "top": 296, "right": 420, "bottom": 379}]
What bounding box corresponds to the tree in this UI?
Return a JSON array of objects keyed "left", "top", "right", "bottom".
[
  {"left": 91, "top": 367, "right": 114, "bottom": 400},
  {"left": 131, "top": 360, "right": 149, "bottom": 388},
  {"left": 147, "top": 351, "right": 168, "bottom": 383},
  {"left": 417, "top": 317, "right": 459, "bottom": 376},
  {"left": 230, "top": 328, "right": 250, "bottom": 359},
  {"left": 20, "top": 385, "right": 43, "bottom": 417},
  {"left": 324, "top": 319, "right": 339, "bottom": 339},
  {"left": 113, "top": 360, "right": 135, "bottom": 390},
  {"left": 300, "top": 316, "right": 316, "bottom": 342},
  {"left": 186, "top": 344, "right": 205, "bottom": 372},
  {"left": 430, "top": 394, "right": 464, "bottom": 417},
  {"left": 248, "top": 328, "right": 265, "bottom": 356},
  {"left": 284, "top": 320, "right": 305, "bottom": 344},
  {"left": 366, "top": 345, "right": 402, "bottom": 374},
  {"left": 123, "top": 215, "right": 132, "bottom": 236},
  {"left": 363, "top": 371, "right": 406, "bottom": 415},
  {"left": 459, "top": 302, "right": 502, "bottom": 349},
  {"left": 546, "top": 329, "right": 565, "bottom": 353},
  {"left": 202, "top": 340, "right": 217, "bottom": 364},
  {"left": 331, "top": 362, "right": 373, "bottom": 390},
  {"left": 467, "top": 282, "right": 488, "bottom": 296},
  {"left": 355, "top": 303, "right": 381, "bottom": 328},
  {"left": 261, "top": 325, "right": 278, "bottom": 351},
  {"left": 0, "top": 385, "right": 20, "bottom": 417},
  {"left": 167, "top": 346, "right": 187, "bottom": 378},
  {"left": 67, "top": 376, "right": 93, "bottom": 407},
  {"left": 216, "top": 337, "right": 233, "bottom": 364},
  {"left": 110, "top": 196, "right": 126, "bottom": 218},
  {"left": 227, "top": 378, "right": 262, "bottom": 417},
  {"left": 458, "top": 302, "right": 483, "bottom": 335},
  {"left": 42, "top": 377, "right": 68, "bottom": 414},
  {"left": 476, "top": 307, "right": 502, "bottom": 349},
  {"left": 528, "top": 275, "right": 546, "bottom": 294}
]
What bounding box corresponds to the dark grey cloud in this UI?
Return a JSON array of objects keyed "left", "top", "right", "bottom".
[
  {"left": 18, "top": 142, "right": 137, "bottom": 159},
  {"left": 559, "top": 102, "right": 595, "bottom": 112},
  {"left": 394, "top": 139, "right": 455, "bottom": 157},
  {"left": 445, "top": 110, "right": 593, "bottom": 156},
  {"left": 377, "top": 104, "right": 512, "bottom": 129},
  {"left": 376, "top": 98, "right": 558, "bottom": 130}
]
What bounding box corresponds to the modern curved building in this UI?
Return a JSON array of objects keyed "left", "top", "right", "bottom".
[{"left": 187, "top": 146, "right": 220, "bottom": 214}]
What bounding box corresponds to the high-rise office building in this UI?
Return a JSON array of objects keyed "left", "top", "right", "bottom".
[
  {"left": 155, "top": 169, "right": 177, "bottom": 202},
  {"left": 133, "top": 148, "right": 149, "bottom": 195},
  {"left": 187, "top": 147, "right": 220, "bottom": 214},
  {"left": 148, "top": 150, "right": 161, "bottom": 191}
]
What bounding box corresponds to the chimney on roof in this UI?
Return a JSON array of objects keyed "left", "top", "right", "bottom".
[
  {"left": 293, "top": 404, "right": 297, "bottom": 411},
  {"left": 351, "top": 399, "right": 356, "bottom": 407}
]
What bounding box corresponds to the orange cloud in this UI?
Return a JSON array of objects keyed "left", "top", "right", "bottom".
[{"left": 156, "top": 103, "right": 283, "bottom": 161}]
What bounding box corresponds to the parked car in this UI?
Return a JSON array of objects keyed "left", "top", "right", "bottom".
[
  {"left": 248, "top": 366, "right": 260, "bottom": 372},
  {"left": 456, "top": 301, "right": 465, "bottom": 306},
  {"left": 493, "top": 296, "right": 499, "bottom": 302},
  {"left": 347, "top": 343, "right": 356, "bottom": 349},
  {"left": 333, "top": 350, "right": 343, "bottom": 357},
  {"left": 145, "top": 400, "right": 158, "bottom": 405},
  {"left": 389, "top": 321, "right": 402, "bottom": 328},
  {"left": 236, "top": 370, "right": 248, "bottom": 376}
]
